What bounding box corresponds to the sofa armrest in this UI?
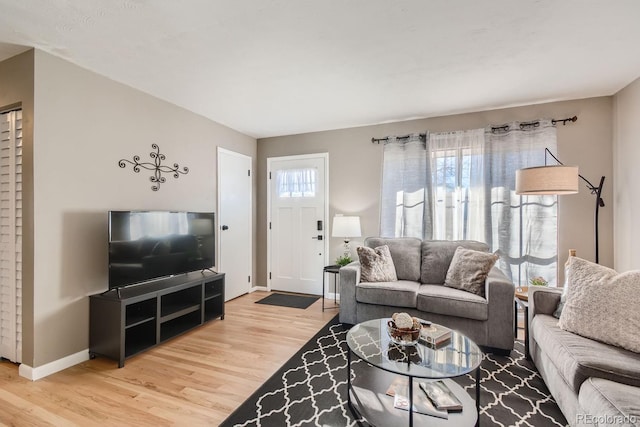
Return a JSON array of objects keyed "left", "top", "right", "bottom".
[
  {"left": 528, "top": 287, "right": 562, "bottom": 361},
  {"left": 485, "top": 266, "right": 514, "bottom": 299},
  {"left": 529, "top": 286, "right": 562, "bottom": 318},
  {"left": 484, "top": 266, "right": 516, "bottom": 349},
  {"left": 339, "top": 261, "right": 360, "bottom": 324}
]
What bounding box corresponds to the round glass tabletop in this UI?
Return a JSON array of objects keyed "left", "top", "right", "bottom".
[{"left": 346, "top": 318, "right": 483, "bottom": 379}]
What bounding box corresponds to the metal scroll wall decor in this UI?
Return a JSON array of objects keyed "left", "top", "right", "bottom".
[{"left": 118, "top": 144, "right": 189, "bottom": 191}]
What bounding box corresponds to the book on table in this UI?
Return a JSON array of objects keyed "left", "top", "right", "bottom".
[
  {"left": 419, "top": 380, "right": 464, "bottom": 412},
  {"left": 419, "top": 324, "right": 452, "bottom": 346},
  {"left": 386, "top": 376, "right": 448, "bottom": 419}
]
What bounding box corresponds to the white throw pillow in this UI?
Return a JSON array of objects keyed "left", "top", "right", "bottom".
[{"left": 559, "top": 257, "right": 640, "bottom": 353}]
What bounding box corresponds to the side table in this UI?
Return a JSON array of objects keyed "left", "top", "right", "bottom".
[
  {"left": 514, "top": 287, "right": 530, "bottom": 360},
  {"left": 322, "top": 265, "right": 341, "bottom": 311}
]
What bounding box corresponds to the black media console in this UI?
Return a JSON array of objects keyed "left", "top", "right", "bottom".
[{"left": 89, "top": 271, "right": 225, "bottom": 367}]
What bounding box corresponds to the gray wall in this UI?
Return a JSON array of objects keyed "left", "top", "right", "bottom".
[
  {"left": 3, "top": 49, "right": 257, "bottom": 368},
  {"left": 257, "top": 97, "right": 614, "bottom": 287},
  {"left": 613, "top": 76, "right": 640, "bottom": 271}
]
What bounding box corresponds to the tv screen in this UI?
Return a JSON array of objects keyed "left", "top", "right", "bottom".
[{"left": 108, "top": 211, "right": 215, "bottom": 289}]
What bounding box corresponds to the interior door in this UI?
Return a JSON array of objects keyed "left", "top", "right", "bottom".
[
  {"left": 218, "top": 148, "right": 252, "bottom": 301},
  {"left": 269, "top": 154, "right": 327, "bottom": 295}
]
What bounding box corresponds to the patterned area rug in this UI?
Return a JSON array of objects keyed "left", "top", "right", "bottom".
[{"left": 221, "top": 315, "right": 567, "bottom": 427}]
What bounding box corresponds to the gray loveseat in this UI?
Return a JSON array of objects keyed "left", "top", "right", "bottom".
[
  {"left": 529, "top": 287, "right": 640, "bottom": 426},
  {"left": 339, "top": 237, "right": 515, "bottom": 352}
]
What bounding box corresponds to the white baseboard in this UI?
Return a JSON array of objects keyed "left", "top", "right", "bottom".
[
  {"left": 325, "top": 292, "right": 340, "bottom": 301},
  {"left": 250, "top": 286, "right": 268, "bottom": 292},
  {"left": 19, "top": 349, "right": 89, "bottom": 381}
]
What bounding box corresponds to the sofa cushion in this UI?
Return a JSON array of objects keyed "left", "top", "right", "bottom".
[
  {"left": 444, "top": 246, "right": 498, "bottom": 297},
  {"left": 578, "top": 377, "right": 640, "bottom": 427},
  {"left": 365, "top": 237, "right": 422, "bottom": 281},
  {"left": 417, "top": 284, "right": 488, "bottom": 321},
  {"left": 531, "top": 314, "right": 640, "bottom": 393},
  {"left": 356, "top": 280, "right": 420, "bottom": 308},
  {"left": 559, "top": 257, "right": 640, "bottom": 354},
  {"left": 421, "top": 240, "right": 489, "bottom": 284},
  {"left": 357, "top": 245, "right": 398, "bottom": 282}
]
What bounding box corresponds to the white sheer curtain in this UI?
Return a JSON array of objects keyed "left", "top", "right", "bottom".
[
  {"left": 485, "top": 119, "right": 558, "bottom": 286},
  {"left": 379, "top": 134, "right": 428, "bottom": 238},
  {"left": 379, "top": 120, "right": 558, "bottom": 286},
  {"left": 276, "top": 168, "right": 317, "bottom": 198}
]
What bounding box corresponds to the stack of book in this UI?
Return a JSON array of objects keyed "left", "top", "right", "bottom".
[
  {"left": 387, "top": 377, "right": 465, "bottom": 419},
  {"left": 419, "top": 324, "right": 452, "bottom": 348},
  {"left": 386, "top": 377, "right": 448, "bottom": 419},
  {"left": 419, "top": 380, "right": 463, "bottom": 412}
]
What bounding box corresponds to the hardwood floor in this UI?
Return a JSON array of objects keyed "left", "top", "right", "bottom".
[{"left": 0, "top": 291, "right": 337, "bottom": 426}]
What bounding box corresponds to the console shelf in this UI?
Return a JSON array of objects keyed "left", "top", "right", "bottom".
[{"left": 90, "top": 271, "right": 225, "bottom": 367}]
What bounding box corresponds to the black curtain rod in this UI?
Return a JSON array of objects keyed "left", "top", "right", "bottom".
[
  {"left": 490, "top": 115, "right": 577, "bottom": 133},
  {"left": 371, "top": 133, "right": 426, "bottom": 144},
  {"left": 371, "top": 115, "right": 578, "bottom": 143}
]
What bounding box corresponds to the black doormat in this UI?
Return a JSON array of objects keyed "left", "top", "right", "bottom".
[
  {"left": 255, "top": 293, "right": 320, "bottom": 309},
  {"left": 220, "top": 315, "right": 568, "bottom": 427}
]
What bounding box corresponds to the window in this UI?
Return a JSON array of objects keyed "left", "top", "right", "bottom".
[
  {"left": 276, "top": 168, "right": 317, "bottom": 198},
  {"left": 431, "top": 146, "right": 482, "bottom": 241},
  {"left": 380, "top": 122, "right": 558, "bottom": 286}
]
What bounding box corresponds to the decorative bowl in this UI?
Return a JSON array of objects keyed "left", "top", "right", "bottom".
[{"left": 387, "top": 320, "right": 421, "bottom": 346}]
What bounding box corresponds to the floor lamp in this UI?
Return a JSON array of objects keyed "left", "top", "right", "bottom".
[{"left": 515, "top": 148, "right": 605, "bottom": 263}]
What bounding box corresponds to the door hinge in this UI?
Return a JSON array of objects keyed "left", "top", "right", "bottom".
[
  {"left": 248, "top": 275, "right": 251, "bottom": 283},
  {"left": 248, "top": 169, "right": 251, "bottom": 177},
  {"left": 269, "top": 172, "right": 272, "bottom": 179},
  {"left": 269, "top": 222, "right": 271, "bottom": 230},
  {"left": 269, "top": 272, "right": 272, "bottom": 280}
]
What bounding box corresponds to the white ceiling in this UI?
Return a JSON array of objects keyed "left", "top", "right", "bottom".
[{"left": 1, "top": 1, "right": 640, "bottom": 138}]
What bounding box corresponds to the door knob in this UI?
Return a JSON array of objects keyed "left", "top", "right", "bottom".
[
  {"left": 312, "top": 235, "right": 323, "bottom": 240},
  {"left": 221, "top": 225, "right": 229, "bottom": 230}
]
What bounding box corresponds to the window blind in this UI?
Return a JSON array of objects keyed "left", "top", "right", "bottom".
[{"left": 0, "top": 109, "right": 22, "bottom": 363}]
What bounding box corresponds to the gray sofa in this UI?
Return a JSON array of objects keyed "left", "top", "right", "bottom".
[
  {"left": 339, "top": 237, "right": 515, "bottom": 352},
  {"left": 529, "top": 287, "right": 640, "bottom": 426}
]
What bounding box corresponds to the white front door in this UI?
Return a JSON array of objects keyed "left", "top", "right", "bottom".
[
  {"left": 268, "top": 154, "right": 328, "bottom": 295},
  {"left": 218, "top": 148, "right": 252, "bottom": 301}
]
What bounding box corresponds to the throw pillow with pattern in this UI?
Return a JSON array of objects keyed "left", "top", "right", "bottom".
[
  {"left": 444, "top": 246, "right": 498, "bottom": 297},
  {"left": 357, "top": 245, "right": 398, "bottom": 282},
  {"left": 559, "top": 257, "right": 640, "bottom": 353}
]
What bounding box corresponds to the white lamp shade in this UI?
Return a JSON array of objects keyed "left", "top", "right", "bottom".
[
  {"left": 332, "top": 215, "right": 361, "bottom": 238},
  {"left": 516, "top": 165, "right": 579, "bottom": 195}
]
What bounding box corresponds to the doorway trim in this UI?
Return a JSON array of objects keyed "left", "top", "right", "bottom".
[
  {"left": 267, "top": 152, "right": 329, "bottom": 291},
  {"left": 217, "top": 147, "right": 253, "bottom": 298}
]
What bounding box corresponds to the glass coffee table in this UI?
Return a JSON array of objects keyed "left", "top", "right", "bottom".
[{"left": 346, "top": 318, "right": 483, "bottom": 427}]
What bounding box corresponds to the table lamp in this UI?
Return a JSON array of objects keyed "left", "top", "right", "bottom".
[{"left": 332, "top": 215, "right": 362, "bottom": 258}]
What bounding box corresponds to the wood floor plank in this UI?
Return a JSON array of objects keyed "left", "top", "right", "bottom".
[{"left": 0, "top": 291, "right": 335, "bottom": 425}]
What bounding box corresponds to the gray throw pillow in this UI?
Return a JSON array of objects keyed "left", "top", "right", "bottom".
[
  {"left": 357, "top": 245, "right": 398, "bottom": 282},
  {"left": 559, "top": 257, "right": 640, "bottom": 353},
  {"left": 444, "top": 246, "right": 498, "bottom": 297},
  {"left": 553, "top": 287, "right": 568, "bottom": 318}
]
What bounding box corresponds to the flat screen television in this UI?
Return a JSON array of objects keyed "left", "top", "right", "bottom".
[{"left": 108, "top": 210, "right": 215, "bottom": 289}]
